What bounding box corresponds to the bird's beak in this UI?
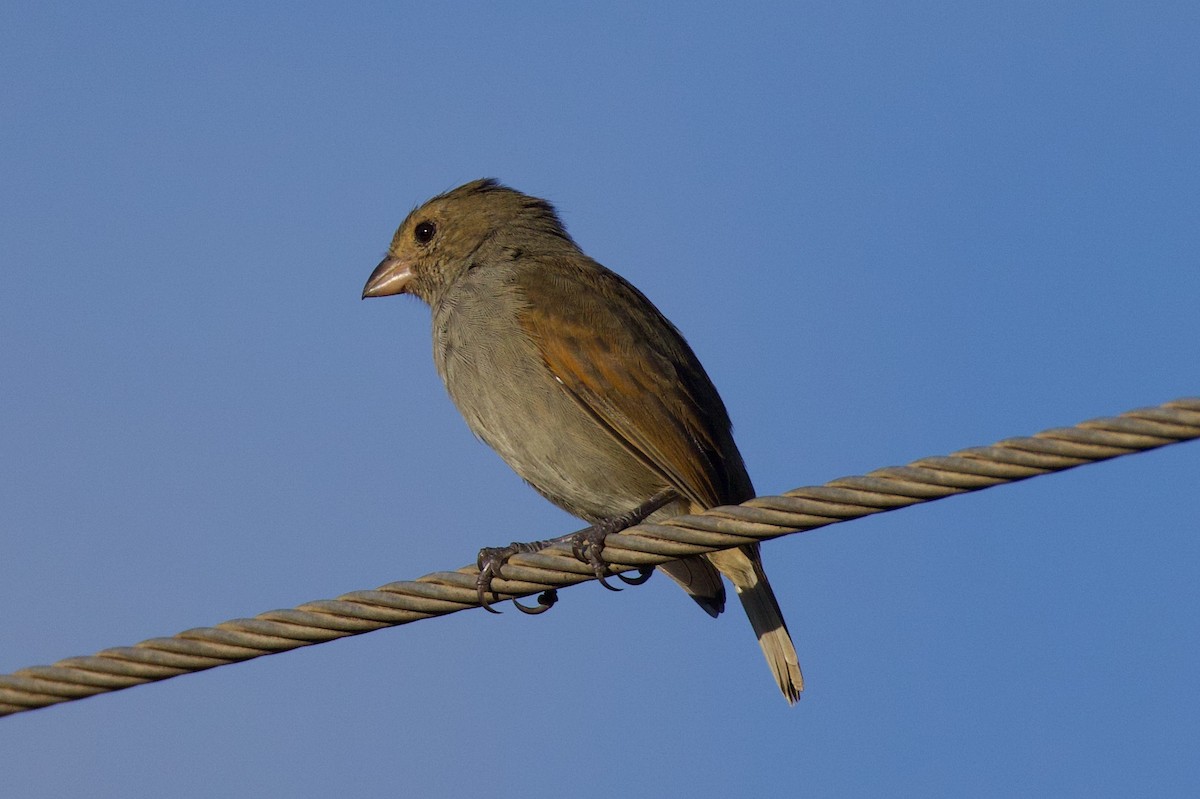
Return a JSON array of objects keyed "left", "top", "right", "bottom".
[{"left": 362, "top": 255, "right": 414, "bottom": 298}]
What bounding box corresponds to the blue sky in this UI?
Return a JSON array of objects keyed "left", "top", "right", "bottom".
[{"left": 2, "top": 3, "right": 1198, "bottom": 796}]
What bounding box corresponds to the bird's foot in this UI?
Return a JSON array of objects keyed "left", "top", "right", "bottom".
[
  {"left": 476, "top": 542, "right": 561, "bottom": 614},
  {"left": 568, "top": 488, "right": 677, "bottom": 589},
  {"left": 475, "top": 489, "right": 676, "bottom": 612},
  {"left": 568, "top": 523, "right": 650, "bottom": 592}
]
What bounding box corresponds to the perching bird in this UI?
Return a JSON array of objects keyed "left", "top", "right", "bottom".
[{"left": 362, "top": 179, "right": 803, "bottom": 703}]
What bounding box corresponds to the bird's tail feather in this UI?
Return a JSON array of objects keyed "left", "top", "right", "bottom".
[{"left": 708, "top": 544, "right": 803, "bottom": 704}]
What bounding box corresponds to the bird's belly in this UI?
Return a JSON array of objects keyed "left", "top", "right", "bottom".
[{"left": 433, "top": 300, "right": 661, "bottom": 522}]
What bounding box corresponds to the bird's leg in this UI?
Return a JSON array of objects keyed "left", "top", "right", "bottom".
[
  {"left": 568, "top": 489, "right": 677, "bottom": 590},
  {"left": 475, "top": 489, "right": 677, "bottom": 613}
]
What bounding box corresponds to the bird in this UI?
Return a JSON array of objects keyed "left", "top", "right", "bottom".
[{"left": 362, "top": 179, "right": 802, "bottom": 704}]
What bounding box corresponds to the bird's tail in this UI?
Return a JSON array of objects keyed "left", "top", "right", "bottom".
[{"left": 707, "top": 544, "right": 803, "bottom": 704}]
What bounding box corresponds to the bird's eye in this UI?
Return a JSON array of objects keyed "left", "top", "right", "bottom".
[{"left": 414, "top": 221, "right": 436, "bottom": 244}]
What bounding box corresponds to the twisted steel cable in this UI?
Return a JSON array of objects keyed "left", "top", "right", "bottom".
[{"left": 1, "top": 397, "right": 1196, "bottom": 717}]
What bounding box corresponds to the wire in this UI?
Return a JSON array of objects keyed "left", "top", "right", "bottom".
[{"left": 1, "top": 397, "right": 1196, "bottom": 717}]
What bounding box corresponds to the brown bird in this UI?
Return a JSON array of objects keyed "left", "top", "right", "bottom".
[{"left": 362, "top": 179, "right": 802, "bottom": 703}]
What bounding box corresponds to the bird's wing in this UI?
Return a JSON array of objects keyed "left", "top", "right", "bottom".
[{"left": 514, "top": 258, "right": 751, "bottom": 509}]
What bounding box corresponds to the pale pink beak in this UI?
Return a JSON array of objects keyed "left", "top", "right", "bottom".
[{"left": 362, "top": 255, "right": 414, "bottom": 298}]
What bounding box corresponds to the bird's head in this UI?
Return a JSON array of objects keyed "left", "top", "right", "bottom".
[{"left": 362, "top": 178, "right": 574, "bottom": 306}]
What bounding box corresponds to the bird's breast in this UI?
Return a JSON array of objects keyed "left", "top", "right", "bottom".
[{"left": 430, "top": 269, "right": 663, "bottom": 521}]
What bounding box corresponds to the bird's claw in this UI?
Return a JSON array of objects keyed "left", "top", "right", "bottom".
[
  {"left": 512, "top": 590, "right": 558, "bottom": 614},
  {"left": 569, "top": 525, "right": 624, "bottom": 591},
  {"left": 476, "top": 544, "right": 520, "bottom": 613},
  {"left": 567, "top": 492, "right": 670, "bottom": 591},
  {"left": 477, "top": 545, "right": 561, "bottom": 614},
  {"left": 617, "top": 566, "right": 654, "bottom": 585}
]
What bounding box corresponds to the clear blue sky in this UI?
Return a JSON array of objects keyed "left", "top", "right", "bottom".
[{"left": 2, "top": 3, "right": 1198, "bottom": 797}]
